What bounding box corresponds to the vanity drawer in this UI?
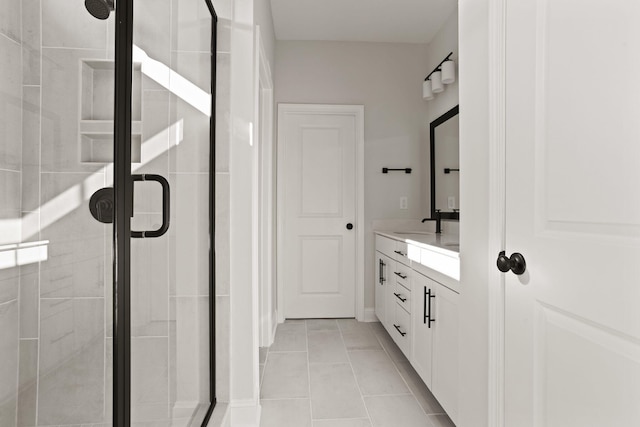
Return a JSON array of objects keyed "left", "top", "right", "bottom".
[
  {"left": 376, "top": 234, "right": 397, "bottom": 259},
  {"left": 393, "top": 282, "right": 411, "bottom": 313},
  {"left": 393, "top": 262, "right": 411, "bottom": 290},
  {"left": 394, "top": 241, "right": 410, "bottom": 265},
  {"left": 392, "top": 303, "right": 412, "bottom": 355}
]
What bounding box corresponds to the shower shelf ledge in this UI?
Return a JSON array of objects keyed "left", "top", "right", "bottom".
[
  {"left": 80, "top": 120, "right": 142, "bottom": 164},
  {"left": 80, "top": 120, "right": 142, "bottom": 135}
]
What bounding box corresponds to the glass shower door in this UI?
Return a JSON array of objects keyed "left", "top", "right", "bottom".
[
  {"left": 0, "top": 0, "right": 215, "bottom": 424},
  {"left": 127, "top": 0, "right": 215, "bottom": 425}
]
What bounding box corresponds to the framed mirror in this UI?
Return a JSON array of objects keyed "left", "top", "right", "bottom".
[{"left": 430, "top": 105, "right": 459, "bottom": 220}]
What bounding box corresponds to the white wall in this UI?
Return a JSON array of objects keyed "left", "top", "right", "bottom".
[
  {"left": 275, "top": 41, "right": 430, "bottom": 310},
  {"left": 458, "top": 0, "right": 490, "bottom": 425},
  {"left": 253, "top": 0, "right": 275, "bottom": 71},
  {"left": 224, "top": 0, "right": 277, "bottom": 424}
]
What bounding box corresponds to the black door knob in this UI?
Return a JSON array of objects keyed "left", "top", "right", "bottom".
[
  {"left": 346, "top": 223, "right": 353, "bottom": 230},
  {"left": 497, "top": 251, "right": 527, "bottom": 275}
]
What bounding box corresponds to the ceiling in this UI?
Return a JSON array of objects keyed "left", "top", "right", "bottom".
[{"left": 269, "top": 0, "right": 457, "bottom": 44}]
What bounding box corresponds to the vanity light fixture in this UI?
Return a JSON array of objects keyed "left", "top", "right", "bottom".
[
  {"left": 431, "top": 70, "right": 444, "bottom": 93},
  {"left": 441, "top": 59, "right": 456, "bottom": 84},
  {"left": 423, "top": 52, "right": 456, "bottom": 101},
  {"left": 423, "top": 80, "right": 434, "bottom": 100}
]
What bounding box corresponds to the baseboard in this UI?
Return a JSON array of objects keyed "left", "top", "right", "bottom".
[
  {"left": 229, "top": 400, "right": 261, "bottom": 427},
  {"left": 271, "top": 312, "right": 278, "bottom": 342},
  {"left": 363, "top": 307, "right": 379, "bottom": 323},
  {"left": 206, "top": 403, "right": 229, "bottom": 427}
]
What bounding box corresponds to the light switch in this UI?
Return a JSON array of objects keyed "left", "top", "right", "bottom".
[{"left": 400, "top": 197, "right": 408, "bottom": 210}]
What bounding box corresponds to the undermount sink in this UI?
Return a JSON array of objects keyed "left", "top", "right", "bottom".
[{"left": 393, "top": 231, "right": 433, "bottom": 235}]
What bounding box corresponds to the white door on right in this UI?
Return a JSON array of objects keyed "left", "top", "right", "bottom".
[{"left": 504, "top": 1, "right": 640, "bottom": 426}]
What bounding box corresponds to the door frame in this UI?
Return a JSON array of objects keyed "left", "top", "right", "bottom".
[
  {"left": 276, "top": 103, "right": 365, "bottom": 322},
  {"left": 254, "top": 26, "right": 276, "bottom": 347},
  {"left": 487, "top": 0, "right": 508, "bottom": 425}
]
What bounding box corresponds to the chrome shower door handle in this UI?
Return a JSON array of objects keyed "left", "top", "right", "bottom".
[{"left": 131, "top": 174, "right": 170, "bottom": 238}]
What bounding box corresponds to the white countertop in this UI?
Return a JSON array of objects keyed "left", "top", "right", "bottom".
[{"left": 374, "top": 230, "right": 460, "bottom": 258}]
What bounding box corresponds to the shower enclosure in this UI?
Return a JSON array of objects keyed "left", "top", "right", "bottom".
[{"left": 0, "top": 0, "right": 217, "bottom": 425}]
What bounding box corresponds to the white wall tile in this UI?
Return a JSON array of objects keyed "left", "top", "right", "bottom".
[
  {"left": 21, "top": 86, "right": 40, "bottom": 213},
  {"left": 17, "top": 339, "right": 37, "bottom": 427},
  {"left": 38, "top": 298, "right": 104, "bottom": 425},
  {"left": 0, "top": 301, "right": 19, "bottom": 427},
  {"left": 42, "top": 0, "right": 107, "bottom": 49},
  {"left": 22, "top": 0, "right": 41, "bottom": 85},
  {"left": 215, "top": 295, "right": 229, "bottom": 402},
  {"left": 18, "top": 264, "right": 38, "bottom": 338},
  {"left": 0, "top": 0, "right": 21, "bottom": 42},
  {"left": 170, "top": 173, "right": 210, "bottom": 297},
  {"left": 214, "top": 172, "right": 229, "bottom": 296},
  {"left": 0, "top": 36, "right": 22, "bottom": 171},
  {"left": 131, "top": 337, "right": 169, "bottom": 423},
  {"left": 171, "top": 0, "right": 212, "bottom": 53}
]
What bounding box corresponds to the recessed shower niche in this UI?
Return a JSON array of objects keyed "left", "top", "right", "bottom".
[{"left": 80, "top": 59, "right": 142, "bottom": 163}]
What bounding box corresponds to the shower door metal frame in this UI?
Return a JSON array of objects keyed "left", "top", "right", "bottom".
[{"left": 112, "top": 1, "right": 218, "bottom": 425}]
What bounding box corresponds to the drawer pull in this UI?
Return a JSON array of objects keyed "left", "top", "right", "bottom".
[
  {"left": 394, "top": 250, "right": 407, "bottom": 257},
  {"left": 394, "top": 292, "right": 407, "bottom": 303},
  {"left": 379, "top": 259, "right": 386, "bottom": 285},
  {"left": 394, "top": 272, "right": 408, "bottom": 280},
  {"left": 393, "top": 324, "right": 407, "bottom": 337}
]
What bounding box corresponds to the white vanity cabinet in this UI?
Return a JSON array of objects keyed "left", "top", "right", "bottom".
[
  {"left": 412, "top": 271, "right": 459, "bottom": 424},
  {"left": 374, "top": 231, "right": 460, "bottom": 425}
]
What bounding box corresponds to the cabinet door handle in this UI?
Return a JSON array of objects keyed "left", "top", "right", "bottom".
[
  {"left": 379, "top": 259, "right": 386, "bottom": 284},
  {"left": 393, "top": 324, "right": 407, "bottom": 337},
  {"left": 424, "top": 287, "right": 436, "bottom": 328},
  {"left": 394, "top": 292, "right": 407, "bottom": 302},
  {"left": 394, "top": 272, "right": 407, "bottom": 280},
  {"left": 394, "top": 250, "right": 406, "bottom": 257}
]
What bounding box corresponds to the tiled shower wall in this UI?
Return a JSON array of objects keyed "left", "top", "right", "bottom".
[
  {"left": 0, "top": 0, "right": 26, "bottom": 424},
  {"left": 5, "top": 0, "right": 116, "bottom": 425},
  {"left": 1, "top": 0, "right": 49, "bottom": 423}
]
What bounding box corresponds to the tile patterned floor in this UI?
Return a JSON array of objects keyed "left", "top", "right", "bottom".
[{"left": 259, "top": 319, "right": 455, "bottom": 427}]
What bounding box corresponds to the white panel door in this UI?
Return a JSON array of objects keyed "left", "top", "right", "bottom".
[
  {"left": 279, "top": 104, "right": 362, "bottom": 318},
  {"left": 504, "top": 1, "right": 640, "bottom": 426}
]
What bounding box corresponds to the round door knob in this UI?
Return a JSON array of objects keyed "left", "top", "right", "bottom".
[
  {"left": 346, "top": 223, "right": 353, "bottom": 230},
  {"left": 89, "top": 187, "right": 114, "bottom": 224},
  {"left": 509, "top": 253, "right": 526, "bottom": 275},
  {"left": 496, "top": 251, "right": 511, "bottom": 273},
  {"left": 496, "top": 251, "right": 527, "bottom": 275}
]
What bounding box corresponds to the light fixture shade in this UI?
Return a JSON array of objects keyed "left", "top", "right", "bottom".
[
  {"left": 431, "top": 70, "right": 444, "bottom": 93},
  {"left": 442, "top": 59, "right": 456, "bottom": 84},
  {"left": 423, "top": 80, "right": 434, "bottom": 100}
]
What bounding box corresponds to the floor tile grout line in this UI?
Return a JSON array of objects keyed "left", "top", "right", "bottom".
[
  {"left": 338, "top": 320, "right": 374, "bottom": 425},
  {"left": 262, "top": 320, "right": 451, "bottom": 426},
  {"left": 304, "top": 319, "right": 314, "bottom": 425},
  {"left": 259, "top": 397, "right": 310, "bottom": 401},
  {"left": 370, "top": 322, "right": 443, "bottom": 421}
]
